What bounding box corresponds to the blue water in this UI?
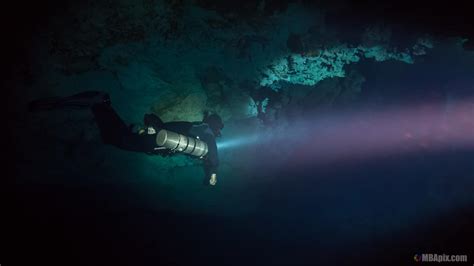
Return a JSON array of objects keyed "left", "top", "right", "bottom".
[{"left": 11, "top": 10, "right": 474, "bottom": 266}]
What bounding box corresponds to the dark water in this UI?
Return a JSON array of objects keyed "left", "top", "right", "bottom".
[
  {"left": 12, "top": 46, "right": 474, "bottom": 266},
  {"left": 8, "top": 2, "right": 474, "bottom": 266}
]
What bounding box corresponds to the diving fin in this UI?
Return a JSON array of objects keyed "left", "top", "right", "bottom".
[{"left": 28, "top": 91, "right": 110, "bottom": 112}]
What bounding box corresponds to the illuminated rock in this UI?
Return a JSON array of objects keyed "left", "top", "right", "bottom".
[{"left": 259, "top": 42, "right": 432, "bottom": 87}]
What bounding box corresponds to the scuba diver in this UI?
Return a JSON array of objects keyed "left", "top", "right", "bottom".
[{"left": 28, "top": 91, "right": 223, "bottom": 186}]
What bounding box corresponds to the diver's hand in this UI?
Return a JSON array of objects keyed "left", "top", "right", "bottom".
[
  {"left": 147, "top": 126, "right": 156, "bottom": 134},
  {"left": 209, "top": 173, "right": 217, "bottom": 186}
]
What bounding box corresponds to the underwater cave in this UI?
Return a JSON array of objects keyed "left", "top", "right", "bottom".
[{"left": 6, "top": 0, "right": 474, "bottom": 265}]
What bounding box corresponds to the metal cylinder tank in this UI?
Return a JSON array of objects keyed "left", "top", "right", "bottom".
[{"left": 155, "top": 129, "right": 208, "bottom": 157}]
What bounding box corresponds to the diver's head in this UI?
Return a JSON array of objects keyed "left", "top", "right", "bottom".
[{"left": 203, "top": 112, "right": 224, "bottom": 137}]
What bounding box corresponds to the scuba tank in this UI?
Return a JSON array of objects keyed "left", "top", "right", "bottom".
[{"left": 155, "top": 129, "right": 208, "bottom": 158}]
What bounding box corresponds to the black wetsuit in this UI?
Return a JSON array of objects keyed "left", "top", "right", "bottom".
[
  {"left": 92, "top": 102, "right": 219, "bottom": 175},
  {"left": 29, "top": 91, "right": 219, "bottom": 176}
]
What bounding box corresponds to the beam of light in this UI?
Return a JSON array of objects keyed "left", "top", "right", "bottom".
[
  {"left": 218, "top": 98, "right": 474, "bottom": 170},
  {"left": 217, "top": 135, "right": 261, "bottom": 151}
]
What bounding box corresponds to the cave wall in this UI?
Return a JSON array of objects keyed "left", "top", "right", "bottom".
[{"left": 11, "top": 0, "right": 470, "bottom": 216}]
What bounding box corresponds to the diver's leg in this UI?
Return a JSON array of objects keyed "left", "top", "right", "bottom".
[
  {"left": 28, "top": 91, "right": 110, "bottom": 111},
  {"left": 144, "top": 113, "right": 164, "bottom": 129},
  {"left": 91, "top": 103, "right": 156, "bottom": 152},
  {"left": 30, "top": 91, "right": 157, "bottom": 152},
  {"left": 91, "top": 102, "right": 157, "bottom": 152},
  {"left": 90, "top": 102, "right": 129, "bottom": 146}
]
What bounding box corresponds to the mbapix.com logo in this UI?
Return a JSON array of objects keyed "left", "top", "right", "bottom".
[{"left": 414, "top": 253, "right": 468, "bottom": 263}]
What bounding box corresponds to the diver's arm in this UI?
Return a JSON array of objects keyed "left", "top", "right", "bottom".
[
  {"left": 210, "top": 173, "right": 217, "bottom": 186},
  {"left": 203, "top": 135, "right": 219, "bottom": 186}
]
